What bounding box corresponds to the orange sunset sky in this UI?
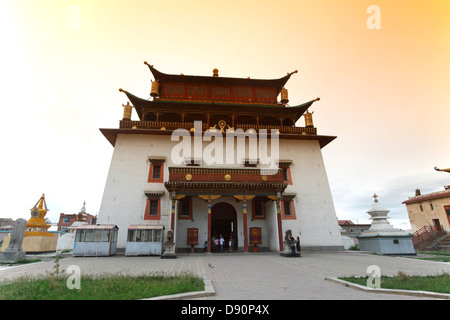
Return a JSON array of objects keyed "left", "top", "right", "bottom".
[{"left": 1, "top": 0, "right": 449, "bottom": 228}]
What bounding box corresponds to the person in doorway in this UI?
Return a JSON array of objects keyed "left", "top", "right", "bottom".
[
  {"left": 204, "top": 241, "right": 208, "bottom": 253},
  {"left": 211, "top": 235, "right": 216, "bottom": 252},
  {"left": 214, "top": 236, "right": 219, "bottom": 252},
  {"left": 296, "top": 236, "right": 302, "bottom": 257},
  {"left": 219, "top": 234, "right": 224, "bottom": 253},
  {"left": 229, "top": 238, "right": 233, "bottom": 253},
  {"left": 290, "top": 235, "right": 296, "bottom": 257}
]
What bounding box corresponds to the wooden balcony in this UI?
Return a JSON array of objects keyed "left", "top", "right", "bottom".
[
  {"left": 119, "top": 120, "right": 317, "bottom": 135},
  {"left": 168, "top": 167, "right": 284, "bottom": 183},
  {"left": 164, "top": 167, "right": 287, "bottom": 195}
]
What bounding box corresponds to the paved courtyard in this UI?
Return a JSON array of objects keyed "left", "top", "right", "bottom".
[{"left": 0, "top": 251, "right": 448, "bottom": 300}]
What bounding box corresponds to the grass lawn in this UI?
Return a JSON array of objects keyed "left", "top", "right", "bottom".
[
  {"left": 339, "top": 272, "right": 450, "bottom": 294},
  {"left": 0, "top": 272, "right": 205, "bottom": 300},
  {"left": 413, "top": 251, "right": 450, "bottom": 262}
]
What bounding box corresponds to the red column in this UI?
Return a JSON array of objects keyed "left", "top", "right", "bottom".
[
  {"left": 243, "top": 197, "right": 248, "bottom": 253},
  {"left": 170, "top": 192, "right": 176, "bottom": 232},
  {"left": 276, "top": 192, "right": 283, "bottom": 252},
  {"left": 207, "top": 197, "right": 212, "bottom": 253}
]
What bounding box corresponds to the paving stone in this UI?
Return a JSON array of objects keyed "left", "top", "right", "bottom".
[{"left": 0, "top": 251, "right": 448, "bottom": 300}]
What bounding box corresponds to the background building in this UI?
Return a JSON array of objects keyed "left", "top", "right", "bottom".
[
  {"left": 402, "top": 186, "right": 450, "bottom": 232},
  {"left": 57, "top": 202, "right": 97, "bottom": 234},
  {"left": 338, "top": 220, "right": 371, "bottom": 236}
]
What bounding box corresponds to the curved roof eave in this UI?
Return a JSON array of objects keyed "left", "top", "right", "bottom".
[{"left": 144, "top": 62, "right": 296, "bottom": 92}]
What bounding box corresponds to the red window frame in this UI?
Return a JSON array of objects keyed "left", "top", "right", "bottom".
[
  {"left": 178, "top": 197, "right": 193, "bottom": 220},
  {"left": 280, "top": 166, "right": 293, "bottom": 185},
  {"left": 281, "top": 199, "right": 296, "bottom": 220},
  {"left": 252, "top": 199, "right": 266, "bottom": 220},
  {"left": 148, "top": 163, "right": 164, "bottom": 183},
  {"left": 144, "top": 198, "right": 161, "bottom": 220}
]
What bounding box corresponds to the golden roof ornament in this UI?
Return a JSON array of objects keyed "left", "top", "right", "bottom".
[
  {"left": 304, "top": 110, "right": 314, "bottom": 127},
  {"left": 122, "top": 101, "right": 133, "bottom": 120},
  {"left": 26, "top": 194, "right": 54, "bottom": 237},
  {"left": 150, "top": 80, "right": 160, "bottom": 97},
  {"left": 281, "top": 87, "right": 289, "bottom": 104}
]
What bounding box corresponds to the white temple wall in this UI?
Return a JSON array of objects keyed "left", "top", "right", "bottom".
[{"left": 98, "top": 133, "right": 343, "bottom": 251}]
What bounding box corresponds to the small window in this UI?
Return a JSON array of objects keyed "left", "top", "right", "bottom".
[
  {"left": 63, "top": 217, "right": 71, "bottom": 224},
  {"left": 149, "top": 200, "right": 159, "bottom": 216},
  {"left": 84, "top": 229, "right": 94, "bottom": 242},
  {"left": 180, "top": 199, "right": 191, "bottom": 216},
  {"left": 128, "top": 230, "right": 135, "bottom": 242},
  {"left": 102, "top": 230, "right": 110, "bottom": 242},
  {"left": 135, "top": 230, "right": 144, "bottom": 242},
  {"left": 254, "top": 201, "right": 264, "bottom": 217},
  {"left": 148, "top": 162, "right": 164, "bottom": 183},
  {"left": 178, "top": 197, "right": 193, "bottom": 220},
  {"left": 93, "top": 229, "right": 102, "bottom": 242},
  {"left": 419, "top": 205, "right": 423, "bottom": 211},
  {"left": 283, "top": 201, "right": 291, "bottom": 216},
  {"left": 430, "top": 203, "right": 434, "bottom": 210},
  {"left": 280, "top": 166, "right": 292, "bottom": 184},
  {"left": 75, "top": 230, "right": 84, "bottom": 242},
  {"left": 282, "top": 168, "right": 288, "bottom": 181},
  {"left": 152, "top": 165, "right": 161, "bottom": 179}
]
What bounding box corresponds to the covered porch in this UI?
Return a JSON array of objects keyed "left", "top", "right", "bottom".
[{"left": 164, "top": 167, "right": 288, "bottom": 253}]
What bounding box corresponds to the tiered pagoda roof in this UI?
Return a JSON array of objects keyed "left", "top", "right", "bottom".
[{"left": 100, "top": 62, "right": 336, "bottom": 148}]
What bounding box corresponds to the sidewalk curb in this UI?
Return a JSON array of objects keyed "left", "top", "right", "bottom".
[
  {"left": 142, "top": 278, "right": 215, "bottom": 300},
  {"left": 325, "top": 277, "right": 450, "bottom": 300}
]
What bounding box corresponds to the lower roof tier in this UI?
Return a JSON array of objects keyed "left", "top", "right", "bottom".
[
  {"left": 99, "top": 127, "right": 336, "bottom": 149},
  {"left": 120, "top": 89, "right": 319, "bottom": 124}
]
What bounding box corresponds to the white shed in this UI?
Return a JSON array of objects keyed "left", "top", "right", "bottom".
[
  {"left": 73, "top": 224, "right": 118, "bottom": 257},
  {"left": 125, "top": 225, "right": 164, "bottom": 256}
]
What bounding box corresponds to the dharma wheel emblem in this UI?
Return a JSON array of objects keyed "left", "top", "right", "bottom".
[{"left": 218, "top": 120, "right": 227, "bottom": 132}]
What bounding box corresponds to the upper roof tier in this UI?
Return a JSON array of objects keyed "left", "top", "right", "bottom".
[
  {"left": 117, "top": 62, "right": 321, "bottom": 125},
  {"left": 146, "top": 62, "right": 296, "bottom": 91},
  {"left": 144, "top": 62, "right": 298, "bottom": 105}
]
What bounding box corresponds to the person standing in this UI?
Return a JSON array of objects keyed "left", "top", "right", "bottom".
[
  {"left": 219, "top": 234, "right": 224, "bottom": 253},
  {"left": 214, "top": 236, "right": 219, "bottom": 252},
  {"left": 296, "top": 236, "right": 302, "bottom": 257},
  {"left": 228, "top": 238, "right": 233, "bottom": 253},
  {"left": 290, "top": 235, "right": 296, "bottom": 257},
  {"left": 211, "top": 235, "right": 216, "bottom": 252}
]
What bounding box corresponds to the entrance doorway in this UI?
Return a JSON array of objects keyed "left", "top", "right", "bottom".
[{"left": 211, "top": 202, "right": 237, "bottom": 251}]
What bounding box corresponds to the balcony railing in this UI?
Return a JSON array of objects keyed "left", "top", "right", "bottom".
[
  {"left": 168, "top": 167, "right": 285, "bottom": 183},
  {"left": 119, "top": 120, "right": 317, "bottom": 135}
]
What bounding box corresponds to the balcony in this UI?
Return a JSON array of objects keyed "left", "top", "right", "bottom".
[
  {"left": 164, "top": 167, "right": 287, "bottom": 195},
  {"left": 168, "top": 167, "right": 284, "bottom": 183},
  {"left": 119, "top": 120, "right": 317, "bottom": 135}
]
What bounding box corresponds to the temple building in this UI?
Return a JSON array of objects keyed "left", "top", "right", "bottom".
[{"left": 98, "top": 62, "right": 344, "bottom": 253}]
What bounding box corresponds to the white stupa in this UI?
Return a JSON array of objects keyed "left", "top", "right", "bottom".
[
  {"left": 365, "top": 194, "right": 404, "bottom": 235},
  {"left": 357, "top": 194, "right": 415, "bottom": 255}
]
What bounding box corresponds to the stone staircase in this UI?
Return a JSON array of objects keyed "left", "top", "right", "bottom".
[{"left": 413, "top": 231, "right": 450, "bottom": 251}]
